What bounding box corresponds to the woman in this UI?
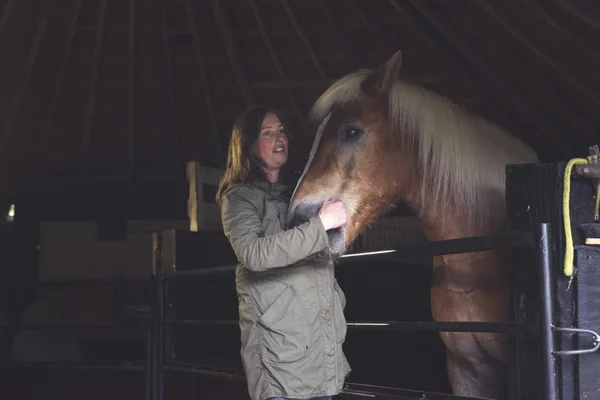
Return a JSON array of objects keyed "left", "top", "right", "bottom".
[{"left": 217, "top": 105, "right": 351, "bottom": 400}]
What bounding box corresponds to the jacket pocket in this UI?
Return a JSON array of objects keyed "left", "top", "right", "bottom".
[
  {"left": 257, "top": 285, "right": 310, "bottom": 363},
  {"left": 333, "top": 280, "right": 348, "bottom": 344}
]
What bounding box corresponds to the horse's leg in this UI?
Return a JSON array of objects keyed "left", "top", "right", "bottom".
[
  {"left": 445, "top": 342, "right": 507, "bottom": 399},
  {"left": 439, "top": 328, "right": 508, "bottom": 399},
  {"left": 431, "top": 256, "right": 511, "bottom": 400}
]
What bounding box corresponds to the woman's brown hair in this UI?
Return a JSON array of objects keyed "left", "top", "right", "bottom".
[{"left": 216, "top": 105, "right": 293, "bottom": 206}]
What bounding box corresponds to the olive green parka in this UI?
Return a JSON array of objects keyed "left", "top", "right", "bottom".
[{"left": 220, "top": 180, "right": 351, "bottom": 400}]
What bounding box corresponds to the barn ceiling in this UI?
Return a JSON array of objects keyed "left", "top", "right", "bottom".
[{"left": 0, "top": 0, "right": 599, "bottom": 200}]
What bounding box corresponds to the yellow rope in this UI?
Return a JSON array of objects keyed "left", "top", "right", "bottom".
[{"left": 563, "top": 156, "right": 600, "bottom": 276}]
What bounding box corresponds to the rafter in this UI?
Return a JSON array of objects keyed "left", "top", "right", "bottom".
[
  {"left": 212, "top": 0, "right": 255, "bottom": 106},
  {"left": 127, "top": 0, "right": 136, "bottom": 186},
  {"left": 476, "top": 0, "right": 600, "bottom": 109},
  {"left": 439, "top": 0, "right": 595, "bottom": 142},
  {"left": 402, "top": 0, "right": 572, "bottom": 155},
  {"left": 252, "top": 73, "right": 442, "bottom": 90},
  {"left": 350, "top": 0, "right": 395, "bottom": 51},
  {"left": 316, "top": 0, "right": 365, "bottom": 68},
  {"left": 80, "top": 0, "right": 108, "bottom": 176},
  {"left": 1, "top": 15, "right": 47, "bottom": 156},
  {"left": 552, "top": 0, "right": 600, "bottom": 31},
  {"left": 249, "top": 0, "right": 308, "bottom": 133},
  {"left": 0, "top": 0, "right": 17, "bottom": 41},
  {"left": 37, "top": 0, "right": 82, "bottom": 156},
  {"left": 159, "top": 0, "right": 181, "bottom": 174},
  {"left": 519, "top": 0, "right": 600, "bottom": 60},
  {"left": 280, "top": 0, "right": 327, "bottom": 78},
  {"left": 185, "top": 0, "right": 223, "bottom": 157}
]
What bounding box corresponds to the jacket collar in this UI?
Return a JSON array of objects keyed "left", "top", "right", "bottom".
[{"left": 253, "top": 179, "right": 289, "bottom": 197}]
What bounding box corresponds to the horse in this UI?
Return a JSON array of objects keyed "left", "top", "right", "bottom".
[{"left": 287, "top": 50, "right": 539, "bottom": 399}]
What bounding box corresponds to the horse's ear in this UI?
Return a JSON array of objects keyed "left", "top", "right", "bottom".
[{"left": 361, "top": 50, "right": 403, "bottom": 97}]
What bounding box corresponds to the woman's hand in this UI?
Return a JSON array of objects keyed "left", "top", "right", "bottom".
[{"left": 318, "top": 200, "right": 348, "bottom": 231}]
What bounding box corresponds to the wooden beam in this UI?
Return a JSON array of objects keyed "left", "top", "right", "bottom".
[
  {"left": 439, "top": 0, "right": 596, "bottom": 143},
  {"left": 0, "top": 0, "right": 16, "bottom": 40},
  {"left": 159, "top": 0, "right": 181, "bottom": 174},
  {"left": 350, "top": 0, "right": 396, "bottom": 51},
  {"left": 402, "top": 0, "right": 573, "bottom": 155},
  {"left": 315, "top": 0, "right": 364, "bottom": 68},
  {"left": 79, "top": 0, "right": 107, "bottom": 176},
  {"left": 185, "top": 0, "right": 223, "bottom": 157},
  {"left": 519, "top": 0, "right": 600, "bottom": 61},
  {"left": 212, "top": 0, "right": 254, "bottom": 106},
  {"left": 252, "top": 73, "right": 442, "bottom": 90},
  {"left": 37, "top": 0, "right": 82, "bottom": 155},
  {"left": 280, "top": 0, "right": 327, "bottom": 78},
  {"left": 249, "top": 0, "right": 308, "bottom": 133},
  {"left": 0, "top": 15, "right": 47, "bottom": 155},
  {"left": 552, "top": 0, "right": 600, "bottom": 31},
  {"left": 476, "top": 0, "right": 600, "bottom": 109},
  {"left": 127, "top": 0, "right": 136, "bottom": 186}
]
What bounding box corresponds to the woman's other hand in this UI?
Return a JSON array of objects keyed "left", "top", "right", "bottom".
[{"left": 318, "top": 200, "right": 348, "bottom": 231}]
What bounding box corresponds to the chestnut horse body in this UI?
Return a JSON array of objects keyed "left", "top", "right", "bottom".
[{"left": 287, "top": 51, "right": 538, "bottom": 399}]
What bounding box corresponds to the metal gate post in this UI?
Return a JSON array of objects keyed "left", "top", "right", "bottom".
[
  {"left": 537, "top": 223, "right": 557, "bottom": 400},
  {"left": 155, "top": 265, "right": 165, "bottom": 400}
]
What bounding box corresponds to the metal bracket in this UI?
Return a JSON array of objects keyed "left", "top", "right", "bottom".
[
  {"left": 573, "top": 145, "right": 600, "bottom": 179},
  {"left": 552, "top": 326, "right": 600, "bottom": 356}
]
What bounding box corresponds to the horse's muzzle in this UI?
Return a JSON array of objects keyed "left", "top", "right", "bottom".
[{"left": 287, "top": 202, "right": 320, "bottom": 229}]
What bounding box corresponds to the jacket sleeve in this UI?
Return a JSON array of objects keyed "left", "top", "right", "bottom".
[{"left": 220, "top": 185, "right": 329, "bottom": 272}]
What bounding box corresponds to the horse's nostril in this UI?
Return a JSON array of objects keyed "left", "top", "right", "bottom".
[{"left": 288, "top": 203, "right": 320, "bottom": 228}]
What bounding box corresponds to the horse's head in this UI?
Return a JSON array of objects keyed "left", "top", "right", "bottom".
[{"left": 288, "top": 50, "right": 412, "bottom": 257}]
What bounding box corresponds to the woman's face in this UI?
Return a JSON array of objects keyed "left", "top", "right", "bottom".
[{"left": 256, "top": 112, "right": 289, "bottom": 174}]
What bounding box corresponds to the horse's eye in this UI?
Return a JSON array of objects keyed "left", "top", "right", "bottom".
[{"left": 343, "top": 126, "right": 362, "bottom": 142}]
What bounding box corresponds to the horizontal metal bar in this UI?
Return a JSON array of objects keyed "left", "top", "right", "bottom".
[
  {"left": 343, "top": 229, "right": 535, "bottom": 262},
  {"left": 162, "top": 264, "right": 237, "bottom": 280},
  {"left": 164, "top": 364, "right": 247, "bottom": 383},
  {"left": 163, "top": 364, "right": 482, "bottom": 399},
  {"left": 0, "top": 322, "right": 145, "bottom": 329},
  {"left": 160, "top": 229, "right": 535, "bottom": 279},
  {"left": 3, "top": 361, "right": 477, "bottom": 399},
  {"left": 347, "top": 321, "right": 539, "bottom": 334},
  {"left": 164, "top": 319, "right": 237, "bottom": 327},
  {"left": 163, "top": 319, "right": 538, "bottom": 335},
  {"left": 0, "top": 361, "right": 146, "bottom": 371}
]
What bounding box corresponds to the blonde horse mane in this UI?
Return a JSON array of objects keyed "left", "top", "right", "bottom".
[{"left": 309, "top": 70, "right": 539, "bottom": 226}]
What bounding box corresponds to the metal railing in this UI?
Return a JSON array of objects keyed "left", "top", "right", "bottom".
[{"left": 146, "top": 223, "right": 556, "bottom": 400}]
